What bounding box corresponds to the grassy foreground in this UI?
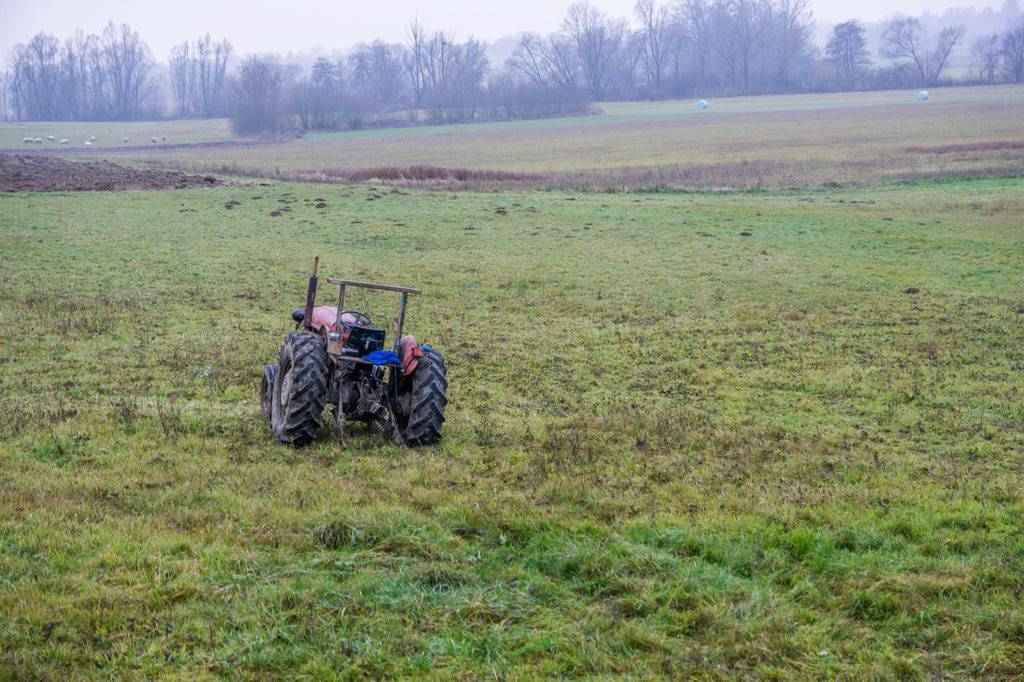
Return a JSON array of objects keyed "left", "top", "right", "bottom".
[{"left": 1, "top": 178, "right": 1023, "bottom": 678}]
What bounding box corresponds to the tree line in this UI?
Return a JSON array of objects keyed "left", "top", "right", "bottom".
[
  {"left": 235, "top": 22, "right": 589, "bottom": 134},
  {"left": 5, "top": 22, "right": 158, "bottom": 121},
  {"left": 3, "top": 1, "right": 1023, "bottom": 131}
]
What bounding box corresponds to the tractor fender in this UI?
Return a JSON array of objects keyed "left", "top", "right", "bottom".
[{"left": 398, "top": 335, "right": 422, "bottom": 376}]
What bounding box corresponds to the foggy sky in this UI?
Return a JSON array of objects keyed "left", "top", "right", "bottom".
[{"left": 0, "top": 0, "right": 1006, "bottom": 61}]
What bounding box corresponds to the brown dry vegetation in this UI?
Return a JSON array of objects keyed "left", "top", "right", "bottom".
[
  {"left": 214, "top": 164, "right": 550, "bottom": 190},
  {"left": 905, "top": 140, "right": 1024, "bottom": 153}
]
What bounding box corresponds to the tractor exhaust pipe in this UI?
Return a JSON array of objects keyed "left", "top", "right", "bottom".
[{"left": 302, "top": 256, "right": 319, "bottom": 331}]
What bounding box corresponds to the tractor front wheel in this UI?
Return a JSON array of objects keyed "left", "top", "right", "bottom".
[{"left": 271, "top": 332, "right": 328, "bottom": 446}]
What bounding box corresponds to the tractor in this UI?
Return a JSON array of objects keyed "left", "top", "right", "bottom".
[{"left": 259, "top": 258, "right": 447, "bottom": 447}]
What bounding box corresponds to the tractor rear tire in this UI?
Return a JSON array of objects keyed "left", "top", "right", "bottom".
[
  {"left": 398, "top": 349, "right": 448, "bottom": 447},
  {"left": 259, "top": 364, "right": 278, "bottom": 424},
  {"left": 271, "top": 332, "right": 328, "bottom": 446}
]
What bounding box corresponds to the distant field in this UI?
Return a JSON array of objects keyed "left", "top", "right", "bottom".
[
  {"left": 0, "top": 118, "right": 235, "bottom": 149},
  {"left": 136, "top": 86, "right": 1024, "bottom": 188},
  {"left": 3, "top": 86, "right": 1022, "bottom": 189},
  {"left": 1, "top": 176, "right": 1023, "bottom": 678}
]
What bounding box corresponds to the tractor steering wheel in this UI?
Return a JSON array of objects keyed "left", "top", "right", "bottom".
[{"left": 340, "top": 310, "right": 373, "bottom": 330}]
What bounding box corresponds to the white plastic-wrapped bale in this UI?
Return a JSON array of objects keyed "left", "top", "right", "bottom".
[
  {"left": 697, "top": 99, "right": 709, "bottom": 109},
  {"left": 917, "top": 91, "right": 929, "bottom": 100}
]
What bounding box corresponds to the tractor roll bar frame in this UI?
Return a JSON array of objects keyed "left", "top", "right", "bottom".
[{"left": 301, "top": 258, "right": 421, "bottom": 354}]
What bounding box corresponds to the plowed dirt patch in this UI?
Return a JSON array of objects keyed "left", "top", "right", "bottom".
[{"left": 0, "top": 154, "right": 222, "bottom": 192}]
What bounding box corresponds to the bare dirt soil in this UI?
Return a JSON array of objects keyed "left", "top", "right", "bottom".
[{"left": 0, "top": 154, "right": 222, "bottom": 192}]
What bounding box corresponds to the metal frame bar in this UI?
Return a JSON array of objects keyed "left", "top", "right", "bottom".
[
  {"left": 326, "top": 277, "right": 421, "bottom": 295},
  {"left": 311, "top": 268, "right": 421, "bottom": 356},
  {"left": 393, "top": 293, "right": 408, "bottom": 351},
  {"left": 302, "top": 256, "right": 319, "bottom": 331},
  {"left": 334, "top": 283, "right": 347, "bottom": 333},
  {"left": 333, "top": 355, "right": 374, "bottom": 365}
]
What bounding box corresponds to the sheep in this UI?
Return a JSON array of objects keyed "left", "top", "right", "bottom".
[
  {"left": 84, "top": 140, "right": 93, "bottom": 146},
  {"left": 151, "top": 136, "right": 158, "bottom": 143},
  {"left": 23, "top": 137, "right": 31, "bottom": 143},
  {"left": 34, "top": 137, "right": 43, "bottom": 144},
  {"left": 89, "top": 135, "right": 96, "bottom": 141},
  {"left": 697, "top": 99, "right": 709, "bottom": 110},
  {"left": 46, "top": 135, "right": 55, "bottom": 141},
  {"left": 161, "top": 136, "right": 166, "bottom": 142},
  {"left": 123, "top": 137, "right": 129, "bottom": 143},
  {"left": 60, "top": 138, "right": 70, "bottom": 144}
]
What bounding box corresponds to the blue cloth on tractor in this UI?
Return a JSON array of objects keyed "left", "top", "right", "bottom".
[{"left": 362, "top": 350, "right": 402, "bottom": 366}]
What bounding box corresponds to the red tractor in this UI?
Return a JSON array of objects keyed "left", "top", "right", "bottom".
[{"left": 259, "top": 258, "right": 447, "bottom": 447}]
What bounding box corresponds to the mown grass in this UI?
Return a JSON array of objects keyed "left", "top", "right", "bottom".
[{"left": 1, "top": 177, "right": 1023, "bottom": 678}]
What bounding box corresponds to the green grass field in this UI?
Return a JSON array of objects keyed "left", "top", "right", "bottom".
[
  {"left": 0, "top": 118, "right": 234, "bottom": 149},
  {"left": 1, "top": 173, "right": 1023, "bottom": 677}
]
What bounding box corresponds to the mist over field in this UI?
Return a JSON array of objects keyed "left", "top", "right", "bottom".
[
  {"left": 1, "top": 0, "right": 1022, "bottom": 126},
  {"left": 0, "top": 0, "right": 1013, "bottom": 56},
  {"left": 1, "top": 0, "right": 1023, "bottom": 679}
]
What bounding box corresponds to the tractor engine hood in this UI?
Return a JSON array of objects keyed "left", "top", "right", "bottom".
[{"left": 308, "top": 306, "right": 357, "bottom": 334}]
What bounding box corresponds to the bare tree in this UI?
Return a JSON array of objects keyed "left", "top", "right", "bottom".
[
  {"left": 0, "top": 70, "right": 9, "bottom": 120},
  {"left": 881, "top": 18, "right": 965, "bottom": 86},
  {"left": 733, "top": 0, "right": 770, "bottom": 92},
  {"left": 196, "top": 35, "right": 233, "bottom": 117},
  {"left": 708, "top": 0, "right": 772, "bottom": 92},
  {"left": 972, "top": 34, "right": 1002, "bottom": 83},
  {"left": 562, "top": 2, "right": 628, "bottom": 99},
  {"left": 635, "top": 0, "right": 677, "bottom": 92},
  {"left": 1003, "top": 22, "right": 1024, "bottom": 83},
  {"left": 677, "top": 0, "right": 713, "bottom": 91},
  {"left": 291, "top": 56, "right": 344, "bottom": 130},
  {"left": 348, "top": 41, "right": 406, "bottom": 109},
  {"left": 826, "top": 20, "right": 869, "bottom": 89},
  {"left": 405, "top": 20, "right": 428, "bottom": 106},
  {"left": 169, "top": 35, "right": 231, "bottom": 118},
  {"left": 168, "top": 42, "right": 195, "bottom": 115},
  {"left": 230, "top": 55, "right": 290, "bottom": 133},
  {"left": 423, "top": 30, "right": 456, "bottom": 97},
  {"left": 96, "top": 22, "right": 155, "bottom": 119},
  {"left": 761, "top": 0, "right": 813, "bottom": 87},
  {"left": 932, "top": 25, "right": 967, "bottom": 83},
  {"left": 10, "top": 33, "right": 62, "bottom": 119},
  {"left": 508, "top": 32, "right": 580, "bottom": 90}
]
